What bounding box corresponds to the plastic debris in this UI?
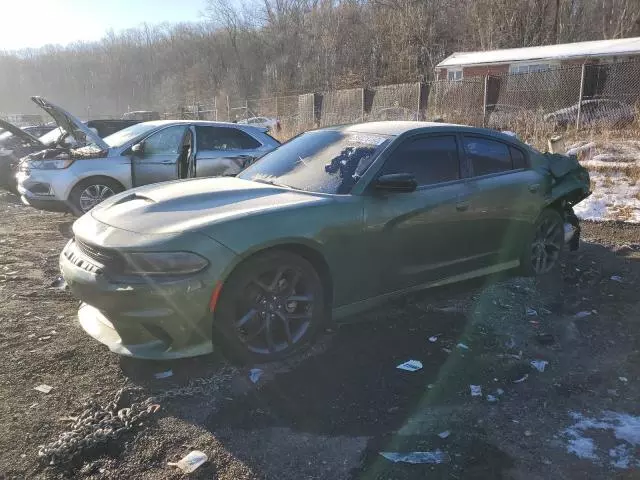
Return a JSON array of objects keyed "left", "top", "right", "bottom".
[
  {"left": 379, "top": 450, "right": 449, "bottom": 464},
  {"left": 487, "top": 394, "right": 498, "bottom": 402},
  {"left": 396, "top": 360, "right": 423, "bottom": 372},
  {"left": 438, "top": 430, "right": 450, "bottom": 439},
  {"left": 249, "top": 368, "right": 263, "bottom": 383},
  {"left": 574, "top": 311, "right": 592, "bottom": 318},
  {"left": 442, "top": 348, "right": 452, "bottom": 353},
  {"left": 457, "top": 343, "right": 469, "bottom": 350},
  {"left": 530, "top": 360, "right": 549, "bottom": 372},
  {"left": 524, "top": 430, "right": 533, "bottom": 437},
  {"left": 619, "top": 377, "right": 628, "bottom": 383},
  {"left": 513, "top": 374, "right": 529, "bottom": 384},
  {"left": 168, "top": 450, "right": 208, "bottom": 473},
  {"left": 610, "top": 275, "right": 623, "bottom": 282},
  {"left": 428, "top": 336, "right": 438, "bottom": 343},
  {"left": 49, "top": 276, "right": 67, "bottom": 290},
  {"left": 470, "top": 385, "right": 482, "bottom": 397},
  {"left": 497, "top": 388, "right": 505, "bottom": 395},
  {"left": 34, "top": 385, "right": 53, "bottom": 394},
  {"left": 526, "top": 307, "right": 538, "bottom": 316},
  {"left": 154, "top": 370, "right": 173, "bottom": 379}
]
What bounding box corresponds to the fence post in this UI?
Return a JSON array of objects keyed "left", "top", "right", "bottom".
[
  {"left": 275, "top": 96, "right": 279, "bottom": 119},
  {"left": 213, "top": 97, "right": 217, "bottom": 121},
  {"left": 482, "top": 75, "right": 488, "bottom": 128},
  {"left": 226, "top": 96, "right": 230, "bottom": 121},
  {"left": 361, "top": 88, "right": 365, "bottom": 121},
  {"left": 576, "top": 63, "right": 586, "bottom": 130}
]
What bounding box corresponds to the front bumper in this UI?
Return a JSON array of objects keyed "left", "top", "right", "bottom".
[
  {"left": 16, "top": 169, "right": 70, "bottom": 211},
  {"left": 60, "top": 232, "right": 237, "bottom": 359}
]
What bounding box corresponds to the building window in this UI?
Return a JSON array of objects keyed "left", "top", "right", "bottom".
[
  {"left": 509, "top": 63, "right": 552, "bottom": 74},
  {"left": 447, "top": 69, "right": 463, "bottom": 81}
]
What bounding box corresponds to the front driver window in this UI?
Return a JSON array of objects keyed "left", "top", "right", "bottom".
[
  {"left": 379, "top": 135, "right": 460, "bottom": 186},
  {"left": 144, "top": 126, "right": 187, "bottom": 155}
]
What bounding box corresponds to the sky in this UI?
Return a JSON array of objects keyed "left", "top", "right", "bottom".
[{"left": 0, "top": 0, "right": 208, "bottom": 51}]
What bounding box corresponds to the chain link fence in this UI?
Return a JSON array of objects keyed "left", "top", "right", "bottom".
[{"left": 158, "top": 59, "right": 640, "bottom": 141}]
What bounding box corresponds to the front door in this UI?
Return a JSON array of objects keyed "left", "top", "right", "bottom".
[
  {"left": 363, "top": 134, "right": 476, "bottom": 294},
  {"left": 133, "top": 125, "right": 188, "bottom": 186}
]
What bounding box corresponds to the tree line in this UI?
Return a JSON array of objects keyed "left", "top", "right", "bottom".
[{"left": 1, "top": 0, "right": 638, "bottom": 118}]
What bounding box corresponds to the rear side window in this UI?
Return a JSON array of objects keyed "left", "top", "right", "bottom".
[
  {"left": 196, "top": 126, "right": 261, "bottom": 150},
  {"left": 510, "top": 146, "right": 527, "bottom": 169},
  {"left": 380, "top": 135, "right": 459, "bottom": 186},
  {"left": 463, "top": 136, "right": 511, "bottom": 176}
]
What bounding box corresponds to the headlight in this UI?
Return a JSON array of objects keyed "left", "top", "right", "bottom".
[
  {"left": 122, "top": 251, "right": 209, "bottom": 276},
  {"left": 28, "top": 159, "right": 74, "bottom": 170}
]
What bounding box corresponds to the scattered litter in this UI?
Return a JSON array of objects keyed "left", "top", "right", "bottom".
[
  {"left": 574, "top": 311, "right": 592, "bottom": 318},
  {"left": 379, "top": 450, "right": 449, "bottom": 464},
  {"left": 487, "top": 394, "right": 498, "bottom": 403},
  {"left": 27, "top": 334, "right": 36, "bottom": 339},
  {"left": 168, "top": 450, "right": 208, "bottom": 473},
  {"left": 49, "top": 276, "right": 67, "bottom": 290},
  {"left": 524, "top": 430, "right": 533, "bottom": 437},
  {"left": 396, "top": 360, "right": 423, "bottom": 372},
  {"left": 154, "top": 370, "right": 173, "bottom": 379},
  {"left": 526, "top": 307, "right": 538, "bottom": 316},
  {"left": 513, "top": 374, "right": 529, "bottom": 384},
  {"left": 427, "top": 384, "right": 434, "bottom": 389},
  {"left": 610, "top": 275, "right": 623, "bottom": 282},
  {"left": 442, "top": 348, "right": 452, "bottom": 353},
  {"left": 34, "top": 384, "right": 53, "bottom": 394},
  {"left": 496, "top": 388, "right": 504, "bottom": 395},
  {"left": 536, "top": 333, "right": 555, "bottom": 345},
  {"left": 249, "top": 368, "right": 263, "bottom": 383},
  {"left": 530, "top": 360, "right": 549, "bottom": 372},
  {"left": 456, "top": 343, "right": 469, "bottom": 350},
  {"left": 428, "top": 336, "right": 439, "bottom": 343},
  {"left": 38, "top": 336, "right": 51, "bottom": 341},
  {"left": 438, "top": 430, "right": 450, "bottom": 439},
  {"left": 470, "top": 385, "right": 482, "bottom": 397},
  {"left": 619, "top": 377, "right": 628, "bottom": 383}
]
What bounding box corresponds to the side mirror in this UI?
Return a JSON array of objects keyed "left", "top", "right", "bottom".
[
  {"left": 374, "top": 173, "right": 418, "bottom": 193},
  {"left": 131, "top": 142, "right": 145, "bottom": 156}
]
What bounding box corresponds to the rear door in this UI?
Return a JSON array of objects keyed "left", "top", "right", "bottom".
[
  {"left": 460, "top": 135, "right": 547, "bottom": 264},
  {"left": 363, "top": 134, "right": 478, "bottom": 294},
  {"left": 133, "top": 125, "right": 188, "bottom": 186},
  {"left": 194, "top": 126, "right": 265, "bottom": 177}
]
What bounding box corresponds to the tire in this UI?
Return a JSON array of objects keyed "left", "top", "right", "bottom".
[
  {"left": 214, "top": 250, "right": 326, "bottom": 363},
  {"left": 68, "top": 177, "right": 123, "bottom": 215},
  {"left": 520, "top": 208, "right": 564, "bottom": 276}
]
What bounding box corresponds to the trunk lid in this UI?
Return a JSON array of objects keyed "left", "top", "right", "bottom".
[{"left": 0, "top": 119, "right": 44, "bottom": 149}]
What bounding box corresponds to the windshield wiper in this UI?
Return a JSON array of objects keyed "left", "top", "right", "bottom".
[{"left": 252, "top": 178, "right": 291, "bottom": 189}]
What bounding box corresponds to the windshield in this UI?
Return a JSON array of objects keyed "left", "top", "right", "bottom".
[
  {"left": 238, "top": 130, "right": 390, "bottom": 194},
  {"left": 99, "top": 122, "right": 161, "bottom": 149},
  {"left": 39, "top": 127, "right": 64, "bottom": 146}
]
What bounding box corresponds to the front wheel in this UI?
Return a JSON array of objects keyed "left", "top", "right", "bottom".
[
  {"left": 214, "top": 251, "right": 326, "bottom": 363},
  {"left": 520, "top": 208, "right": 565, "bottom": 276},
  {"left": 68, "top": 177, "right": 123, "bottom": 215}
]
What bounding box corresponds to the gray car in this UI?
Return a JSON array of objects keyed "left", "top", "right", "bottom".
[{"left": 17, "top": 98, "right": 280, "bottom": 214}]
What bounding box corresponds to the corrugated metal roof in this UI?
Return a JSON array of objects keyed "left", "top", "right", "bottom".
[{"left": 437, "top": 37, "right": 640, "bottom": 68}]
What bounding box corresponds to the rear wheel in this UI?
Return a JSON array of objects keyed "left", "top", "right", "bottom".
[
  {"left": 68, "top": 177, "right": 123, "bottom": 215},
  {"left": 520, "top": 208, "right": 564, "bottom": 276},
  {"left": 214, "top": 251, "right": 326, "bottom": 363}
]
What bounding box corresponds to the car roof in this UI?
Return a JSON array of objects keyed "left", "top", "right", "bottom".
[
  {"left": 320, "top": 121, "right": 525, "bottom": 143},
  {"left": 134, "top": 120, "right": 259, "bottom": 128}
]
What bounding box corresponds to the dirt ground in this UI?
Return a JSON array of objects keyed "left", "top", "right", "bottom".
[{"left": 0, "top": 189, "right": 639, "bottom": 480}]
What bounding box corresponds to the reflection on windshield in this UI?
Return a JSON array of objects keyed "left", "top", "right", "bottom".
[
  {"left": 101, "top": 122, "right": 162, "bottom": 148},
  {"left": 238, "top": 130, "right": 390, "bottom": 194}
]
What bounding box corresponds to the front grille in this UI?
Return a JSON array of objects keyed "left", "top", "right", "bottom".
[{"left": 75, "top": 239, "right": 124, "bottom": 272}]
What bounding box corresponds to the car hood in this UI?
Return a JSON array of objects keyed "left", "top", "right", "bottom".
[
  {"left": 0, "top": 118, "right": 44, "bottom": 149},
  {"left": 30, "top": 96, "right": 109, "bottom": 150},
  {"left": 90, "top": 177, "right": 332, "bottom": 236}
]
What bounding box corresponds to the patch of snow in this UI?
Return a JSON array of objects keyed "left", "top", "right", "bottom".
[
  {"left": 566, "top": 142, "right": 596, "bottom": 158},
  {"left": 561, "top": 411, "right": 640, "bottom": 468}
]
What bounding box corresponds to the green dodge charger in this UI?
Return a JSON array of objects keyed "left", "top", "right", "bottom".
[{"left": 60, "top": 122, "right": 590, "bottom": 362}]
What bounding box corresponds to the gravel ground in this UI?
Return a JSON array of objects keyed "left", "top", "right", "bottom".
[{"left": 0, "top": 190, "right": 639, "bottom": 479}]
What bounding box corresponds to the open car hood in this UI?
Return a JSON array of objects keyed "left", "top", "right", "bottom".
[
  {"left": 0, "top": 118, "right": 44, "bottom": 149},
  {"left": 30, "top": 96, "right": 109, "bottom": 150}
]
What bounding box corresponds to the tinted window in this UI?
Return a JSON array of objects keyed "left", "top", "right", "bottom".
[
  {"left": 510, "top": 146, "right": 527, "bottom": 169},
  {"left": 379, "top": 136, "right": 459, "bottom": 186},
  {"left": 196, "top": 126, "right": 261, "bottom": 150},
  {"left": 463, "top": 137, "right": 511, "bottom": 176}
]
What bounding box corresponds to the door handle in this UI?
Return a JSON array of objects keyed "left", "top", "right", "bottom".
[
  {"left": 528, "top": 183, "right": 540, "bottom": 193},
  {"left": 456, "top": 201, "right": 469, "bottom": 212}
]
